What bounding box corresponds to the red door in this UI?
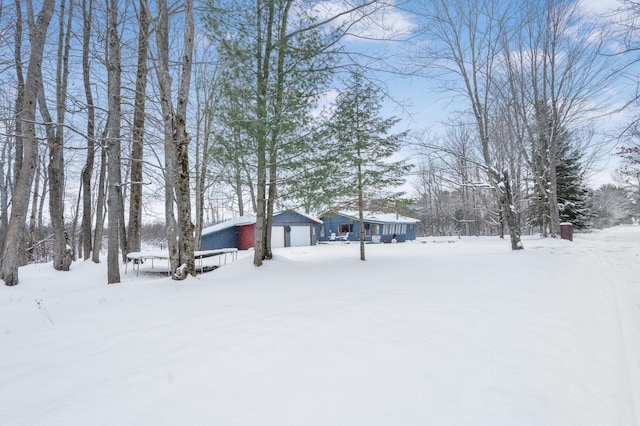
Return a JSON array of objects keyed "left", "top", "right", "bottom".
[{"left": 238, "top": 225, "right": 255, "bottom": 250}]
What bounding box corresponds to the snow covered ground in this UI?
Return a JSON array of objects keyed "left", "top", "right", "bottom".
[{"left": 2, "top": 226, "right": 640, "bottom": 425}]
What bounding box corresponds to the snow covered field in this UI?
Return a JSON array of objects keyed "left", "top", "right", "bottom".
[{"left": 2, "top": 226, "right": 640, "bottom": 425}]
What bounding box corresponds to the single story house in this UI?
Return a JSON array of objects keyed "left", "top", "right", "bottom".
[
  {"left": 319, "top": 211, "right": 419, "bottom": 243},
  {"left": 200, "top": 210, "right": 323, "bottom": 250}
]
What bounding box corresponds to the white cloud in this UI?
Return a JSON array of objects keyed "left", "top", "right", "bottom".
[
  {"left": 310, "top": 1, "right": 416, "bottom": 42},
  {"left": 310, "top": 89, "right": 339, "bottom": 119},
  {"left": 578, "top": 0, "right": 621, "bottom": 16}
]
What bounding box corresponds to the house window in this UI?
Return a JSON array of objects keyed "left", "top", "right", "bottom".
[
  {"left": 339, "top": 223, "right": 353, "bottom": 234},
  {"left": 364, "top": 223, "right": 371, "bottom": 236},
  {"left": 371, "top": 224, "right": 380, "bottom": 235}
]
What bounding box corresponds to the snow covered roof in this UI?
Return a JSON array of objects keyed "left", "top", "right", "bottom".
[
  {"left": 201, "top": 210, "right": 323, "bottom": 236},
  {"left": 335, "top": 211, "right": 420, "bottom": 224},
  {"left": 201, "top": 215, "right": 256, "bottom": 235}
]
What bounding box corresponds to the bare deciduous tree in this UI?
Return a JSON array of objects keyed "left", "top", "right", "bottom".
[
  {"left": 154, "top": 0, "right": 196, "bottom": 279},
  {"left": 1, "top": 0, "right": 55, "bottom": 286},
  {"left": 92, "top": 138, "right": 107, "bottom": 264},
  {"left": 412, "top": 0, "right": 524, "bottom": 249},
  {"left": 37, "top": 0, "right": 74, "bottom": 271},
  {"left": 106, "top": 0, "right": 123, "bottom": 283},
  {"left": 498, "top": 0, "right": 613, "bottom": 237},
  {"left": 127, "top": 0, "right": 151, "bottom": 256},
  {"left": 81, "top": 0, "right": 95, "bottom": 260}
]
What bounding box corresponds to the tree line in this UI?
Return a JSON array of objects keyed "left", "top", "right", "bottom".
[
  {"left": 0, "top": 0, "right": 639, "bottom": 285},
  {"left": 406, "top": 0, "right": 640, "bottom": 238}
]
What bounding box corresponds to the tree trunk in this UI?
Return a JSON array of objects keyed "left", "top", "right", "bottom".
[
  {"left": 1, "top": 0, "right": 55, "bottom": 286},
  {"left": 254, "top": 154, "right": 266, "bottom": 266},
  {"left": 175, "top": 0, "right": 196, "bottom": 277},
  {"left": 106, "top": 0, "right": 122, "bottom": 283},
  {"left": 194, "top": 166, "right": 203, "bottom": 251},
  {"left": 0, "top": 142, "right": 9, "bottom": 252},
  {"left": 118, "top": 185, "right": 127, "bottom": 262},
  {"left": 81, "top": 0, "right": 95, "bottom": 260},
  {"left": 253, "top": 0, "right": 271, "bottom": 267},
  {"left": 154, "top": 0, "right": 179, "bottom": 274},
  {"left": 357, "top": 154, "right": 365, "bottom": 261},
  {"left": 40, "top": 95, "right": 71, "bottom": 271},
  {"left": 498, "top": 170, "right": 523, "bottom": 250},
  {"left": 264, "top": 144, "right": 278, "bottom": 260},
  {"left": 163, "top": 139, "right": 179, "bottom": 274},
  {"left": 28, "top": 156, "right": 41, "bottom": 262},
  {"left": 127, "top": 0, "right": 149, "bottom": 256},
  {"left": 70, "top": 184, "right": 82, "bottom": 259},
  {"left": 234, "top": 160, "right": 244, "bottom": 216},
  {"left": 12, "top": 0, "right": 25, "bottom": 187},
  {"left": 547, "top": 128, "right": 561, "bottom": 237},
  {"left": 7, "top": 0, "right": 25, "bottom": 264},
  {"left": 92, "top": 144, "right": 107, "bottom": 263},
  {"left": 39, "top": 0, "right": 74, "bottom": 272},
  {"left": 175, "top": 140, "right": 195, "bottom": 276},
  {"left": 154, "top": 0, "right": 196, "bottom": 278},
  {"left": 37, "top": 152, "right": 48, "bottom": 232},
  {"left": 257, "top": 0, "right": 292, "bottom": 263}
]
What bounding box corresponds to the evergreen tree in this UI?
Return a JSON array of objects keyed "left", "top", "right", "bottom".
[
  {"left": 528, "top": 127, "right": 592, "bottom": 231},
  {"left": 329, "top": 71, "right": 411, "bottom": 260},
  {"left": 556, "top": 144, "right": 592, "bottom": 229},
  {"left": 204, "top": 0, "right": 337, "bottom": 265},
  {"left": 278, "top": 127, "right": 348, "bottom": 215}
]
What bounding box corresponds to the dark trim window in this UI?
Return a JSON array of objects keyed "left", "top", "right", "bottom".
[{"left": 339, "top": 223, "right": 353, "bottom": 234}]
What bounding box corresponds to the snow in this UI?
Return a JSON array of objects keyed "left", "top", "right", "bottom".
[
  {"left": 201, "top": 211, "right": 323, "bottom": 237},
  {"left": 200, "top": 214, "right": 256, "bottom": 235},
  {"left": 2, "top": 226, "right": 640, "bottom": 425},
  {"left": 336, "top": 210, "right": 420, "bottom": 223}
]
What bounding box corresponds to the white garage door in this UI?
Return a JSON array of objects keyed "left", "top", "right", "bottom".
[
  {"left": 271, "top": 226, "right": 285, "bottom": 248},
  {"left": 289, "top": 226, "right": 311, "bottom": 247}
]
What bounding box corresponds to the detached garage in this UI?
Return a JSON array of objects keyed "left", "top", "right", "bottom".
[
  {"left": 200, "top": 210, "right": 322, "bottom": 250},
  {"left": 272, "top": 211, "right": 323, "bottom": 248}
]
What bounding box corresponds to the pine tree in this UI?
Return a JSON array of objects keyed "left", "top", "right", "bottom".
[
  {"left": 329, "top": 71, "right": 411, "bottom": 260},
  {"left": 528, "top": 132, "right": 592, "bottom": 231},
  {"left": 278, "top": 128, "right": 348, "bottom": 215},
  {"left": 204, "top": 0, "right": 337, "bottom": 265},
  {"left": 556, "top": 144, "right": 592, "bottom": 229}
]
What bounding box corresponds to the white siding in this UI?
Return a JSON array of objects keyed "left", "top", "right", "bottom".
[{"left": 271, "top": 226, "right": 285, "bottom": 248}]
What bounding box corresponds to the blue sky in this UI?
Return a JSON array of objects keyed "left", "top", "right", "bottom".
[{"left": 313, "top": 0, "right": 636, "bottom": 188}]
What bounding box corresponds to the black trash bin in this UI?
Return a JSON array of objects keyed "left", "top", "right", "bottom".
[{"left": 560, "top": 222, "right": 573, "bottom": 241}]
